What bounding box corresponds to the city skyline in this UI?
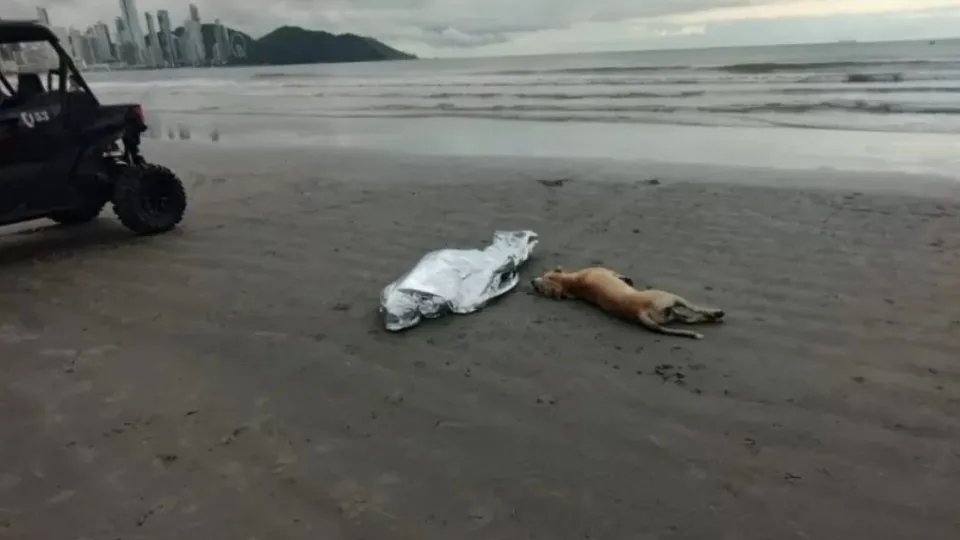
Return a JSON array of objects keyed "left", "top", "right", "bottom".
[
  {"left": 4, "top": 0, "right": 960, "bottom": 58},
  {"left": 7, "top": 0, "right": 245, "bottom": 70},
  {"left": 6, "top": 1, "right": 959, "bottom": 66}
]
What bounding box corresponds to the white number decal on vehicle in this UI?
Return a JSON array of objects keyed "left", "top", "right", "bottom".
[{"left": 20, "top": 110, "right": 51, "bottom": 128}]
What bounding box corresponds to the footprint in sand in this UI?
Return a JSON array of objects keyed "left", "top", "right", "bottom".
[
  {"left": 47, "top": 490, "right": 76, "bottom": 504},
  {"left": 0, "top": 324, "right": 40, "bottom": 344},
  {"left": 40, "top": 349, "right": 78, "bottom": 358}
]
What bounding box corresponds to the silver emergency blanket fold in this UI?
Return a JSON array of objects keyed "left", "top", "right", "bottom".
[{"left": 380, "top": 230, "right": 539, "bottom": 331}]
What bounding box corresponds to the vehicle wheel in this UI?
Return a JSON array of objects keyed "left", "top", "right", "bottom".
[
  {"left": 112, "top": 164, "right": 187, "bottom": 235},
  {"left": 47, "top": 200, "right": 107, "bottom": 225}
]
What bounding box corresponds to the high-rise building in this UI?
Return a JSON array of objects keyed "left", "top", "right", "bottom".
[
  {"left": 178, "top": 35, "right": 191, "bottom": 65},
  {"left": 143, "top": 12, "right": 160, "bottom": 67},
  {"left": 36, "top": 7, "right": 51, "bottom": 26},
  {"left": 179, "top": 22, "right": 194, "bottom": 65},
  {"left": 115, "top": 17, "right": 128, "bottom": 45},
  {"left": 186, "top": 4, "right": 204, "bottom": 64},
  {"left": 114, "top": 16, "right": 138, "bottom": 65},
  {"left": 68, "top": 28, "right": 84, "bottom": 63},
  {"left": 118, "top": 41, "right": 139, "bottom": 66},
  {"left": 118, "top": 0, "right": 146, "bottom": 64},
  {"left": 72, "top": 29, "right": 97, "bottom": 65},
  {"left": 50, "top": 26, "right": 70, "bottom": 47},
  {"left": 49, "top": 26, "right": 71, "bottom": 64},
  {"left": 157, "top": 10, "right": 176, "bottom": 65},
  {"left": 213, "top": 19, "right": 229, "bottom": 64},
  {"left": 143, "top": 12, "right": 156, "bottom": 44},
  {"left": 92, "top": 22, "right": 114, "bottom": 63},
  {"left": 182, "top": 18, "right": 204, "bottom": 65}
]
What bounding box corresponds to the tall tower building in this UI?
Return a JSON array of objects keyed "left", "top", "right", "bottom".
[
  {"left": 67, "top": 28, "right": 85, "bottom": 64},
  {"left": 157, "top": 10, "right": 176, "bottom": 64},
  {"left": 49, "top": 26, "right": 70, "bottom": 48},
  {"left": 144, "top": 12, "right": 159, "bottom": 67},
  {"left": 115, "top": 17, "right": 128, "bottom": 45},
  {"left": 118, "top": 0, "right": 146, "bottom": 63},
  {"left": 179, "top": 20, "right": 195, "bottom": 65},
  {"left": 182, "top": 18, "right": 204, "bottom": 65},
  {"left": 144, "top": 12, "right": 156, "bottom": 45},
  {"left": 31, "top": 8, "right": 58, "bottom": 68},
  {"left": 36, "top": 7, "right": 51, "bottom": 26},
  {"left": 185, "top": 5, "right": 204, "bottom": 63},
  {"left": 213, "top": 19, "right": 229, "bottom": 64},
  {"left": 114, "top": 16, "right": 139, "bottom": 66},
  {"left": 92, "top": 22, "right": 114, "bottom": 62},
  {"left": 72, "top": 29, "right": 97, "bottom": 65},
  {"left": 49, "top": 26, "right": 71, "bottom": 64}
]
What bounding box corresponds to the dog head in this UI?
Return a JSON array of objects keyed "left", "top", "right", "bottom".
[{"left": 530, "top": 267, "right": 571, "bottom": 299}]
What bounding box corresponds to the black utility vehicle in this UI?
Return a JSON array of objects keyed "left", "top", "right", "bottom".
[{"left": 0, "top": 20, "right": 186, "bottom": 234}]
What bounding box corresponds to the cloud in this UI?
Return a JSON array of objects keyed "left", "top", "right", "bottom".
[
  {"left": 3, "top": 0, "right": 958, "bottom": 56},
  {"left": 666, "top": 0, "right": 960, "bottom": 24},
  {"left": 418, "top": 27, "right": 510, "bottom": 48}
]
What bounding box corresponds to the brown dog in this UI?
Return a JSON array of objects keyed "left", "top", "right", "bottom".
[{"left": 530, "top": 267, "right": 724, "bottom": 339}]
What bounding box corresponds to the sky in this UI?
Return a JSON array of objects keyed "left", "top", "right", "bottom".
[{"left": 3, "top": 0, "right": 960, "bottom": 57}]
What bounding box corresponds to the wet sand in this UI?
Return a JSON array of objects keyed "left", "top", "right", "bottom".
[{"left": 1, "top": 142, "right": 959, "bottom": 539}]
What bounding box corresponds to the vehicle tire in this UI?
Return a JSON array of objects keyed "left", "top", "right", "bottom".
[
  {"left": 112, "top": 164, "right": 187, "bottom": 235},
  {"left": 47, "top": 200, "right": 107, "bottom": 225}
]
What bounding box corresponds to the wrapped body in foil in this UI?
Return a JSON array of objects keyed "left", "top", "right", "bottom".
[{"left": 380, "top": 230, "right": 539, "bottom": 331}]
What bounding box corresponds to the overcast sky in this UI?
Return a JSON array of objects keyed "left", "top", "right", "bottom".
[{"left": 4, "top": 0, "right": 960, "bottom": 56}]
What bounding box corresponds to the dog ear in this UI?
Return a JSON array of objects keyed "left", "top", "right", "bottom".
[
  {"left": 553, "top": 266, "right": 565, "bottom": 273},
  {"left": 618, "top": 275, "right": 634, "bottom": 286}
]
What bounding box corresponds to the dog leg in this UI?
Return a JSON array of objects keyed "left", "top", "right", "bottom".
[
  {"left": 673, "top": 297, "right": 725, "bottom": 321},
  {"left": 638, "top": 312, "right": 704, "bottom": 340},
  {"left": 671, "top": 309, "right": 713, "bottom": 324}
]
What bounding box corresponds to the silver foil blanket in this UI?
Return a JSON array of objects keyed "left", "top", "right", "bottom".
[{"left": 380, "top": 230, "right": 539, "bottom": 331}]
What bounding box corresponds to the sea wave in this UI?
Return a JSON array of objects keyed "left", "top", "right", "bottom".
[
  {"left": 702, "top": 101, "right": 960, "bottom": 114},
  {"left": 479, "top": 59, "right": 960, "bottom": 76},
  {"left": 303, "top": 72, "right": 958, "bottom": 88},
  {"left": 90, "top": 71, "right": 960, "bottom": 93},
  {"left": 92, "top": 43, "right": 960, "bottom": 138},
  {"left": 143, "top": 104, "right": 960, "bottom": 135},
  {"left": 777, "top": 85, "right": 960, "bottom": 94},
  {"left": 488, "top": 65, "right": 688, "bottom": 75},
  {"left": 422, "top": 90, "right": 706, "bottom": 99},
  {"left": 709, "top": 60, "right": 952, "bottom": 73},
  {"left": 251, "top": 72, "right": 333, "bottom": 79},
  {"left": 366, "top": 100, "right": 960, "bottom": 115},
  {"left": 328, "top": 86, "right": 960, "bottom": 100}
]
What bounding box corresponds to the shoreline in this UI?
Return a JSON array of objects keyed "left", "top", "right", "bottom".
[
  {"left": 142, "top": 139, "right": 960, "bottom": 200},
  {"left": 132, "top": 116, "right": 960, "bottom": 181}
]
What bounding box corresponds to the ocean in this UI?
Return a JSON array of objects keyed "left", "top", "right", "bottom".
[{"left": 87, "top": 39, "right": 960, "bottom": 177}]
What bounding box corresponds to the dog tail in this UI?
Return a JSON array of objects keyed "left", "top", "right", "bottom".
[{"left": 638, "top": 312, "right": 704, "bottom": 340}]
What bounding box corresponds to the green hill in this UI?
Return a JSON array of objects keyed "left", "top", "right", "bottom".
[
  {"left": 169, "top": 24, "right": 415, "bottom": 66},
  {"left": 248, "top": 26, "right": 415, "bottom": 64}
]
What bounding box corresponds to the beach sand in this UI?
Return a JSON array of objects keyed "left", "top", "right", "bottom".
[{"left": 1, "top": 142, "right": 958, "bottom": 539}]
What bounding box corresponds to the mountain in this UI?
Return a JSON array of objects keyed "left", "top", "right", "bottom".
[
  {"left": 248, "top": 26, "right": 415, "bottom": 64},
  {"left": 169, "top": 24, "right": 415, "bottom": 66}
]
